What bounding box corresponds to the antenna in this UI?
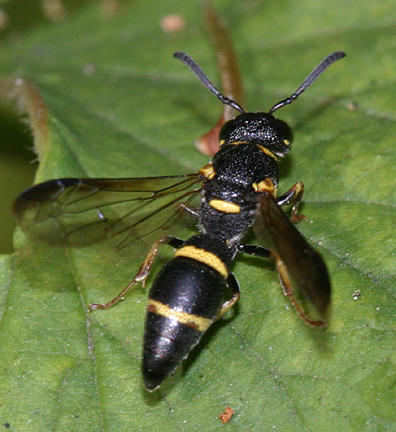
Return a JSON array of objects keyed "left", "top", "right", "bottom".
[
  {"left": 174, "top": 51, "right": 246, "bottom": 114},
  {"left": 268, "top": 51, "right": 346, "bottom": 114}
]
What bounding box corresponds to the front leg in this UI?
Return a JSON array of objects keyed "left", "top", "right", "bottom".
[{"left": 276, "top": 181, "right": 306, "bottom": 223}]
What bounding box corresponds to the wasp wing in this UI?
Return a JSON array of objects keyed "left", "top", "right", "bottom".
[
  {"left": 13, "top": 174, "right": 202, "bottom": 248},
  {"left": 254, "top": 195, "right": 331, "bottom": 317}
]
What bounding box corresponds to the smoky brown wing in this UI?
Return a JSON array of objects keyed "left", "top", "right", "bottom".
[
  {"left": 254, "top": 195, "right": 331, "bottom": 316},
  {"left": 13, "top": 174, "right": 201, "bottom": 248}
]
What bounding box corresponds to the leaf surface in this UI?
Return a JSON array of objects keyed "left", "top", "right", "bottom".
[{"left": 0, "top": 1, "right": 395, "bottom": 431}]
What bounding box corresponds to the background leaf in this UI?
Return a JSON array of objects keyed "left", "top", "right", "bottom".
[{"left": 0, "top": 0, "right": 395, "bottom": 431}]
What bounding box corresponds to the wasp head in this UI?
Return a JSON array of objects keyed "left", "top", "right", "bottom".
[{"left": 219, "top": 112, "right": 293, "bottom": 157}]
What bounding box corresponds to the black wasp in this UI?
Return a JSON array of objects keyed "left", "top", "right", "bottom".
[{"left": 13, "top": 50, "right": 345, "bottom": 391}]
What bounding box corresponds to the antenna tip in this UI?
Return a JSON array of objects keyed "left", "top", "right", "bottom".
[{"left": 332, "top": 51, "right": 346, "bottom": 60}]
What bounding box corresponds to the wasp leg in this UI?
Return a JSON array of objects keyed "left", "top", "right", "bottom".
[
  {"left": 238, "top": 244, "right": 271, "bottom": 258},
  {"left": 179, "top": 203, "right": 199, "bottom": 218},
  {"left": 276, "top": 181, "right": 306, "bottom": 223},
  {"left": 238, "top": 244, "right": 326, "bottom": 327},
  {"left": 270, "top": 249, "right": 327, "bottom": 327},
  {"left": 90, "top": 236, "right": 184, "bottom": 311},
  {"left": 215, "top": 273, "right": 240, "bottom": 320}
]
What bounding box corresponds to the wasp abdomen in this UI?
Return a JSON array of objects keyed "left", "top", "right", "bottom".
[{"left": 143, "top": 252, "right": 228, "bottom": 391}]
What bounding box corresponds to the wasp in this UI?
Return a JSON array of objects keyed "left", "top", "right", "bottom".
[{"left": 13, "top": 50, "right": 345, "bottom": 391}]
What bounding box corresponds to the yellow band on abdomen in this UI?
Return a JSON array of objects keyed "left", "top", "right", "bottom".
[
  {"left": 147, "top": 298, "right": 212, "bottom": 332},
  {"left": 174, "top": 245, "right": 228, "bottom": 278}
]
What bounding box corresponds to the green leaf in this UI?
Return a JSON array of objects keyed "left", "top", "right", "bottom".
[{"left": 0, "top": 1, "right": 395, "bottom": 431}]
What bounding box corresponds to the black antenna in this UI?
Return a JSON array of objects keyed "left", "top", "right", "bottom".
[
  {"left": 268, "top": 51, "right": 346, "bottom": 114},
  {"left": 174, "top": 51, "right": 246, "bottom": 114}
]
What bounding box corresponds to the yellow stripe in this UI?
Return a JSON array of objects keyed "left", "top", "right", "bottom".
[
  {"left": 257, "top": 144, "right": 278, "bottom": 161},
  {"left": 225, "top": 141, "right": 278, "bottom": 161},
  {"left": 228, "top": 140, "right": 248, "bottom": 146},
  {"left": 252, "top": 178, "right": 276, "bottom": 195},
  {"left": 199, "top": 163, "right": 216, "bottom": 179},
  {"left": 209, "top": 199, "right": 241, "bottom": 214},
  {"left": 147, "top": 298, "right": 212, "bottom": 332},
  {"left": 174, "top": 245, "right": 229, "bottom": 278}
]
